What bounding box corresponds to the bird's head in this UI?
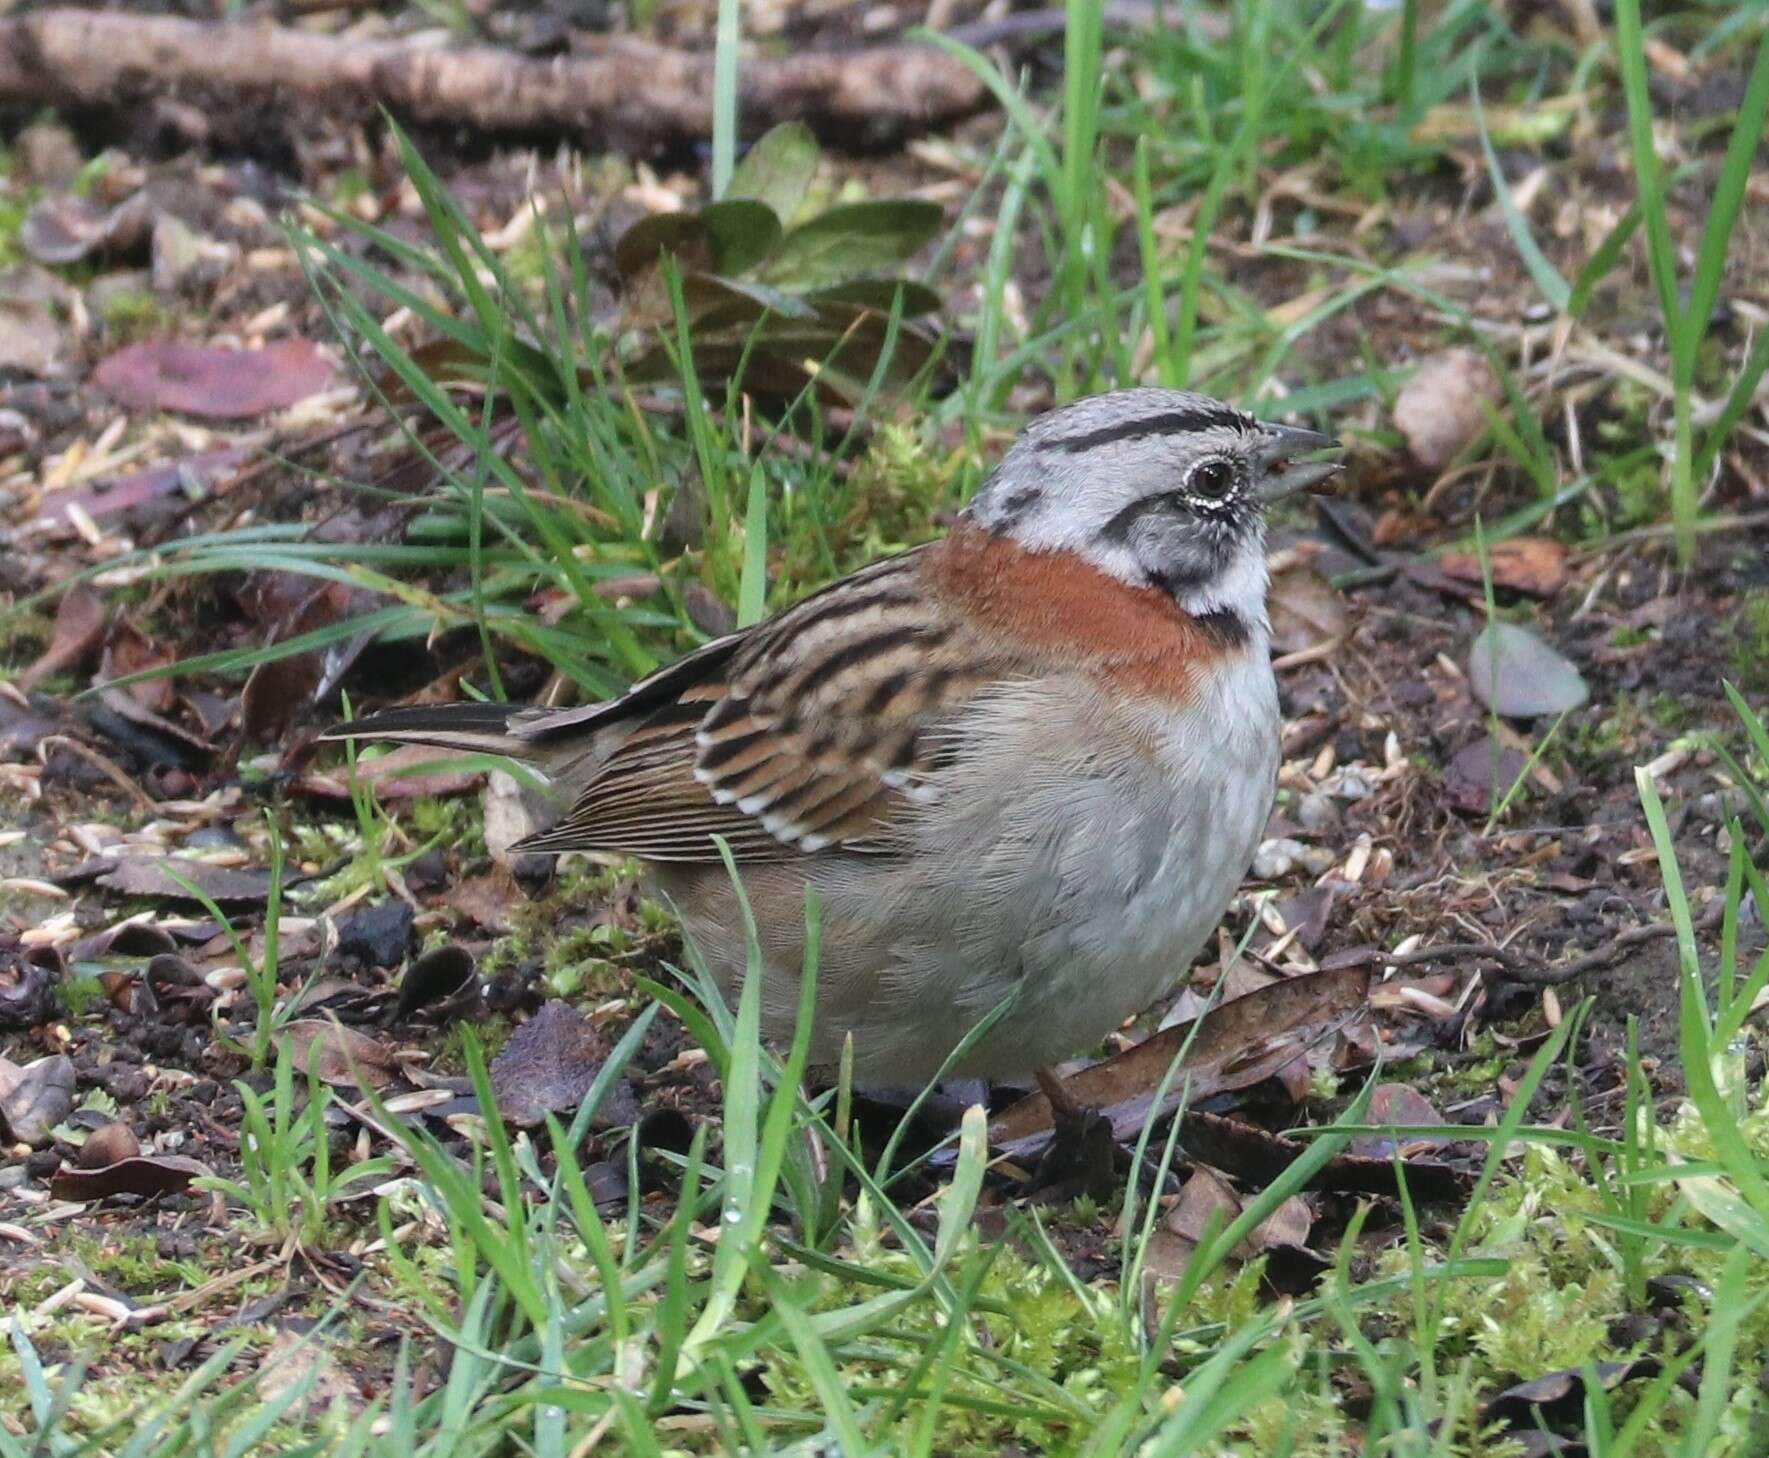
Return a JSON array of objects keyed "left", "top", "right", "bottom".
[{"left": 964, "top": 387, "right": 1341, "bottom": 624}]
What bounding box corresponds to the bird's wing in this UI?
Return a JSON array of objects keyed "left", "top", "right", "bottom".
[{"left": 513, "top": 546, "right": 999, "bottom": 862}]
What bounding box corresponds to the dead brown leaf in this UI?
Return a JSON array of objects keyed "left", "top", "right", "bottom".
[
  {"left": 21, "top": 191, "right": 153, "bottom": 265},
  {"left": 447, "top": 872, "right": 521, "bottom": 934},
  {"left": 241, "top": 652, "right": 323, "bottom": 746},
  {"left": 19, "top": 583, "right": 106, "bottom": 693},
  {"left": 94, "top": 338, "right": 335, "bottom": 419},
  {"left": 76, "top": 1121, "right": 142, "bottom": 1168},
  {"left": 48, "top": 1152, "right": 211, "bottom": 1203},
  {"left": 489, "top": 999, "right": 639, "bottom": 1129},
  {"left": 1267, "top": 562, "right": 1349, "bottom": 656},
  {"left": 990, "top": 966, "right": 1371, "bottom": 1146},
  {"left": 100, "top": 623, "right": 177, "bottom": 713},
  {"left": 93, "top": 857, "right": 278, "bottom": 906},
  {"left": 35, "top": 446, "right": 251, "bottom": 528},
  {"left": 1352, "top": 1083, "right": 1452, "bottom": 1160},
  {"left": 1438, "top": 537, "right": 1567, "bottom": 597},
  {"left": 1177, "top": 1109, "right": 1469, "bottom": 1201},
  {"left": 1443, "top": 739, "right": 1528, "bottom": 815},
  {"left": 392, "top": 945, "right": 478, "bottom": 1022},
  {"left": 1166, "top": 1164, "right": 1242, "bottom": 1243},
  {"left": 0, "top": 1053, "right": 76, "bottom": 1146},
  {"left": 279, "top": 1019, "right": 401, "bottom": 1090}
]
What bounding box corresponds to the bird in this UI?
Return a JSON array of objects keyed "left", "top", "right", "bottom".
[{"left": 327, "top": 388, "right": 1340, "bottom": 1090}]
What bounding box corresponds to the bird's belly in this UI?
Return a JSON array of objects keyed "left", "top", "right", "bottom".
[{"left": 846, "top": 663, "right": 1279, "bottom": 1081}]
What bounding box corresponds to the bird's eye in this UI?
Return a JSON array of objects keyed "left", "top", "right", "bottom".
[{"left": 1187, "top": 458, "right": 1236, "bottom": 498}]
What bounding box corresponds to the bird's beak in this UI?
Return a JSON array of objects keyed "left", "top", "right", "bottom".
[{"left": 1254, "top": 422, "right": 1343, "bottom": 502}]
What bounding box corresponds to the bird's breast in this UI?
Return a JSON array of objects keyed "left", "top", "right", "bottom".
[{"left": 922, "top": 523, "right": 1251, "bottom": 711}]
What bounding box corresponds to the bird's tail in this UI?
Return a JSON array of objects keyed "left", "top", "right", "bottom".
[{"left": 320, "top": 702, "right": 535, "bottom": 760}]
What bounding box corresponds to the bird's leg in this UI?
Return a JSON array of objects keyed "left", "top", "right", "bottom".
[
  {"left": 1027, "top": 1064, "right": 1117, "bottom": 1202},
  {"left": 1035, "top": 1064, "right": 1082, "bottom": 1121}
]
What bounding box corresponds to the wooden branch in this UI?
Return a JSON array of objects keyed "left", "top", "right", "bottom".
[{"left": 0, "top": 9, "right": 988, "bottom": 151}]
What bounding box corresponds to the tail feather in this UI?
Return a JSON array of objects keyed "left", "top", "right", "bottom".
[{"left": 321, "top": 702, "right": 532, "bottom": 759}]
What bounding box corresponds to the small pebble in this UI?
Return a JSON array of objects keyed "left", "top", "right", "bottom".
[
  {"left": 1296, "top": 791, "right": 1341, "bottom": 830},
  {"left": 1695, "top": 789, "right": 1749, "bottom": 824},
  {"left": 1321, "top": 767, "right": 1375, "bottom": 802},
  {"left": 1253, "top": 838, "right": 1338, "bottom": 879}
]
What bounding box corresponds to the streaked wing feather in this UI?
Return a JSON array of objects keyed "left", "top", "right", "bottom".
[{"left": 515, "top": 546, "right": 1000, "bottom": 862}]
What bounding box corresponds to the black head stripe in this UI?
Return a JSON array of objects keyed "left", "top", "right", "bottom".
[{"left": 1036, "top": 406, "right": 1253, "bottom": 455}]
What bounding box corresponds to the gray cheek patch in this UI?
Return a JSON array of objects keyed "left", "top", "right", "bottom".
[{"left": 966, "top": 474, "right": 1046, "bottom": 529}]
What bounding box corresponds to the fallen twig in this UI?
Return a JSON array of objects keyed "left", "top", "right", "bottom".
[
  {"left": 1323, "top": 901, "right": 1726, "bottom": 987},
  {"left": 0, "top": 10, "right": 988, "bottom": 151}
]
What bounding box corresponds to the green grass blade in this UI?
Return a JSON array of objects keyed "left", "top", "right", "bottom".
[
  {"left": 1474, "top": 81, "right": 1569, "bottom": 312},
  {"left": 711, "top": 0, "right": 741, "bottom": 198},
  {"left": 1685, "top": 28, "right": 1769, "bottom": 348},
  {"left": 1611, "top": 0, "right": 1681, "bottom": 332}
]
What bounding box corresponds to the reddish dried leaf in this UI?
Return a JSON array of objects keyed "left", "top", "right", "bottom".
[
  {"left": 100, "top": 623, "right": 176, "bottom": 713},
  {"left": 489, "top": 999, "right": 638, "bottom": 1129},
  {"left": 241, "top": 653, "right": 323, "bottom": 745},
  {"left": 1444, "top": 740, "right": 1528, "bottom": 815},
  {"left": 76, "top": 1121, "right": 141, "bottom": 1168},
  {"left": 35, "top": 447, "right": 250, "bottom": 527},
  {"left": 241, "top": 578, "right": 373, "bottom": 744},
  {"left": 94, "top": 338, "right": 335, "bottom": 419},
  {"left": 1352, "top": 1083, "right": 1451, "bottom": 1160},
  {"left": 19, "top": 583, "right": 105, "bottom": 692},
  {"left": 279, "top": 1019, "right": 401, "bottom": 1090},
  {"left": 49, "top": 1153, "right": 211, "bottom": 1203},
  {"left": 1439, "top": 537, "right": 1568, "bottom": 597}
]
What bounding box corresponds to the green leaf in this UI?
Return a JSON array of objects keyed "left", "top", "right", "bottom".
[
  {"left": 697, "top": 198, "right": 784, "bottom": 277},
  {"left": 805, "top": 278, "right": 944, "bottom": 317},
  {"left": 625, "top": 315, "right": 942, "bottom": 404},
  {"left": 727, "top": 121, "right": 820, "bottom": 226},
  {"left": 764, "top": 200, "right": 945, "bottom": 286},
  {"left": 681, "top": 273, "right": 818, "bottom": 328},
  {"left": 613, "top": 212, "right": 716, "bottom": 282},
  {"left": 618, "top": 207, "right": 786, "bottom": 326}
]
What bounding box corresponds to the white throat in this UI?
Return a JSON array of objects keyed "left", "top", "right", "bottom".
[{"left": 1175, "top": 537, "right": 1271, "bottom": 636}]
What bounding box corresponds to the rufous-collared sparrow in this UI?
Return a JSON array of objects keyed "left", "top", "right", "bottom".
[{"left": 330, "top": 388, "right": 1340, "bottom": 1086}]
